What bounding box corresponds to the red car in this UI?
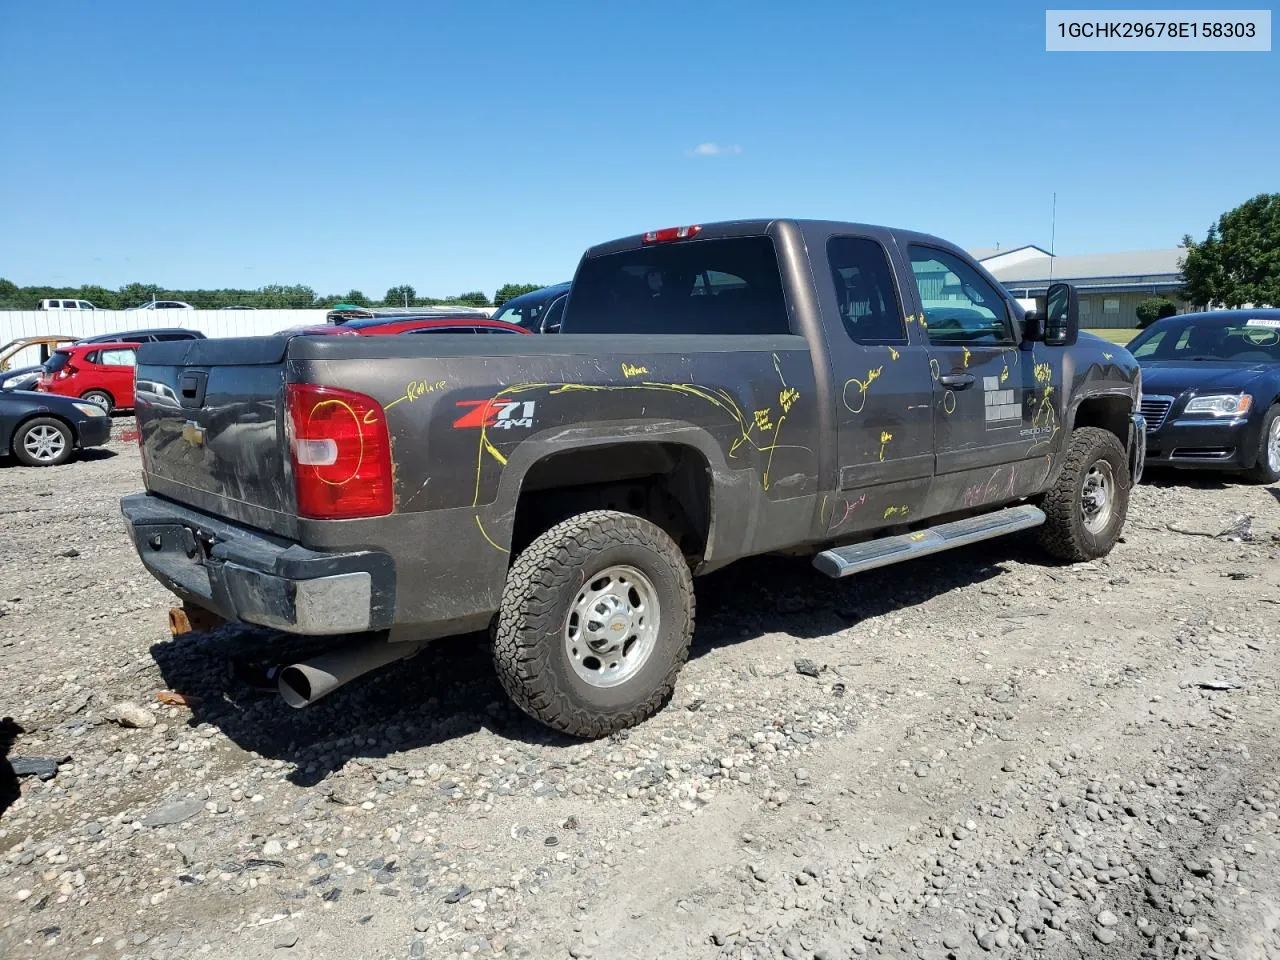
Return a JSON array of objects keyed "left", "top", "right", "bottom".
[
  {"left": 37, "top": 342, "right": 142, "bottom": 413},
  {"left": 279, "top": 316, "right": 532, "bottom": 337}
]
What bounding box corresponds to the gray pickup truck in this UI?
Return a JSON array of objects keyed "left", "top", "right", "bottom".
[{"left": 122, "top": 219, "right": 1146, "bottom": 737}]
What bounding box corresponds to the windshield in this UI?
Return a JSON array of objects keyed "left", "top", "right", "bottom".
[
  {"left": 1128, "top": 317, "right": 1280, "bottom": 362},
  {"left": 45, "top": 350, "right": 72, "bottom": 374},
  {"left": 493, "top": 297, "right": 552, "bottom": 331}
]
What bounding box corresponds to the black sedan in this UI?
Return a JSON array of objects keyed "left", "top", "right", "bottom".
[
  {"left": 1127, "top": 309, "right": 1280, "bottom": 483},
  {"left": 0, "top": 390, "right": 113, "bottom": 467}
]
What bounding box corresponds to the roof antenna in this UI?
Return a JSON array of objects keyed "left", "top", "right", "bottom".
[{"left": 1048, "top": 192, "right": 1057, "bottom": 283}]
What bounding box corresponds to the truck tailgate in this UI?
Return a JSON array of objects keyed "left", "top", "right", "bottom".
[{"left": 134, "top": 337, "right": 295, "bottom": 536}]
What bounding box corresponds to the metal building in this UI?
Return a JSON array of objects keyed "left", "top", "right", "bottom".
[{"left": 971, "top": 245, "right": 1188, "bottom": 330}]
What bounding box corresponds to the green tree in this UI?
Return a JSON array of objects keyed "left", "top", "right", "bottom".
[
  {"left": 493, "top": 283, "right": 543, "bottom": 307},
  {"left": 343, "top": 289, "right": 370, "bottom": 306},
  {"left": 449, "top": 290, "right": 490, "bottom": 307},
  {"left": 1180, "top": 193, "right": 1280, "bottom": 308},
  {"left": 118, "top": 282, "right": 161, "bottom": 307},
  {"left": 1135, "top": 297, "right": 1179, "bottom": 329},
  {"left": 384, "top": 284, "right": 416, "bottom": 307},
  {"left": 0, "top": 278, "right": 21, "bottom": 309}
]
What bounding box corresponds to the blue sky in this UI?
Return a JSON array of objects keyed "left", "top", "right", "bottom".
[{"left": 1, "top": 0, "right": 1276, "bottom": 297}]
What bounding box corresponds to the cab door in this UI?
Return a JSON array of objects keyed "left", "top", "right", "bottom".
[
  {"left": 902, "top": 243, "right": 1037, "bottom": 476},
  {"left": 97, "top": 347, "right": 139, "bottom": 406},
  {"left": 820, "top": 234, "right": 936, "bottom": 537}
]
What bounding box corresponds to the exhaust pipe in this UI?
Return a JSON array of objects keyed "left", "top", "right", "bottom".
[{"left": 278, "top": 637, "right": 428, "bottom": 708}]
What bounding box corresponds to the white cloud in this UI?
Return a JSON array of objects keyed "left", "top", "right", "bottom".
[{"left": 687, "top": 142, "right": 742, "bottom": 157}]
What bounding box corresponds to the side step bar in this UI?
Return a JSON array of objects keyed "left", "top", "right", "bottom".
[{"left": 813, "top": 504, "right": 1046, "bottom": 579}]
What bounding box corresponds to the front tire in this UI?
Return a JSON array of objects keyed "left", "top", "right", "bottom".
[
  {"left": 12, "top": 417, "right": 74, "bottom": 467},
  {"left": 1038, "top": 426, "right": 1131, "bottom": 561},
  {"left": 1242, "top": 404, "right": 1280, "bottom": 485},
  {"left": 493, "top": 510, "right": 694, "bottom": 738}
]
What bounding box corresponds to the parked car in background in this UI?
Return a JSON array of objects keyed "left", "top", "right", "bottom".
[
  {"left": 0, "top": 335, "right": 77, "bottom": 391},
  {"left": 1128, "top": 309, "right": 1280, "bottom": 483},
  {"left": 37, "top": 342, "right": 142, "bottom": 412},
  {"left": 77, "top": 328, "right": 206, "bottom": 345},
  {"left": 218, "top": 305, "right": 257, "bottom": 310},
  {"left": 1, "top": 388, "right": 111, "bottom": 466},
  {"left": 127, "top": 300, "right": 195, "bottom": 311},
  {"left": 491, "top": 282, "right": 571, "bottom": 333},
  {"left": 324, "top": 305, "right": 493, "bottom": 324},
  {"left": 37, "top": 299, "right": 98, "bottom": 310},
  {"left": 279, "top": 316, "right": 530, "bottom": 337}
]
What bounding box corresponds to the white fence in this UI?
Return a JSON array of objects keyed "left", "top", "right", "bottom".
[{"left": 0, "top": 310, "right": 329, "bottom": 367}]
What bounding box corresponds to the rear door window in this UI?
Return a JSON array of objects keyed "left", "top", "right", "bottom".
[
  {"left": 827, "top": 237, "right": 905, "bottom": 344},
  {"left": 565, "top": 236, "right": 789, "bottom": 335},
  {"left": 100, "top": 348, "right": 138, "bottom": 366}
]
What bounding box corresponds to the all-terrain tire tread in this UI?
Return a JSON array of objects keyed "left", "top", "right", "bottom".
[
  {"left": 493, "top": 510, "right": 694, "bottom": 738},
  {"left": 1038, "top": 426, "right": 1130, "bottom": 562}
]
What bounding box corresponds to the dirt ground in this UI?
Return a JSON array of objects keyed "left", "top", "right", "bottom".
[{"left": 1, "top": 441, "right": 1278, "bottom": 960}]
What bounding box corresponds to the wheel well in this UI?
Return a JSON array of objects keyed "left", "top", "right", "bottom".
[
  {"left": 81, "top": 388, "right": 114, "bottom": 403},
  {"left": 10, "top": 412, "right": 75, "bottom": 451},
  {"left": 1072, "top": 395, "right": 1131, "bottom": 445},
  {"left": 512, "top": 442, "right": 712, "bottom": 563}
]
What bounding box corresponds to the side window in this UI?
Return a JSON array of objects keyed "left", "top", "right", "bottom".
[
  {"left": 827, "top": 237, "right": 905, "bottom": 344},
  {"left": 907, "top": 245, "right": 1013, "bottom": 344},
  {"left": 100, "top": 349, "right": 137, "bottom": 366},
  {"left": 155, "top": 333, "right": 191, "bottom": 341},
  {"left": 541, "top": 295, "right": 567, "bottom": 331},
  {"left": 85, "top": 351, "right": 100, "bottom": 363}
]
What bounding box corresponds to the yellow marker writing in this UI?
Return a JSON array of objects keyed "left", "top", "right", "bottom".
[{"left": 621, "top": 362, "right": 649, "bottom": 378}]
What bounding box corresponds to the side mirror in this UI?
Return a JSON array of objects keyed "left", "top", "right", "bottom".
[{"left": 1044, "top": 282, "right": 1079, "bottom": 346}]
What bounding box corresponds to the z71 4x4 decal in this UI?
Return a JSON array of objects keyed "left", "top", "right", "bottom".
[{"left": 452, "top": 399, "right": 537, "bottom": 430}]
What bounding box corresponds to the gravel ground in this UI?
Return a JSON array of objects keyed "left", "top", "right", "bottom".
[{"left": 2, "top": 443, "right": 1278, "bottom": 960}]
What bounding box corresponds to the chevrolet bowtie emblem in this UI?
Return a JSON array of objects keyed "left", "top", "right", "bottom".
[{"left": 182, "top": 421, "right": 205, "bottom": 446}]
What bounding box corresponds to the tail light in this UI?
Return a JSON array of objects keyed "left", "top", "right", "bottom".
[
  {"left": 286, "top": 383, "right": 393, "bottom": 520},
  {"left": 642, "top": 225, "right": 702, "bottom": 244},
  {"left": 56, "top": 363, "right": 76, "bottom": 380}
]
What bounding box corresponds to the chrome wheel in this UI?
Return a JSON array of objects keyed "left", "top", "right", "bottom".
[
  {"left": 23, "top": 424, "right": 67, "bottom": 463},
  {"left": 1268, "top": 415, "right": 1280, "bottom": 473},
  {"left": 1080, "top": 459, "right": 1115, "bottom": 535},
  {"left": 563, "top": 564, "right": 660, "bottom": 688}
]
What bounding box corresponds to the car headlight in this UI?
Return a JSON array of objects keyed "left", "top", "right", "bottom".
[
  {"left": 72, "top": 402, "right": 108, "bottom": 418},
  {"left": 1183, "top": 393, "right": 1252, "bottom": 417},
  {"left": 1, "top": 376, "right": 24, "bottom": 389}
]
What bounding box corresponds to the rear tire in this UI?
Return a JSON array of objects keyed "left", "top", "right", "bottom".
[
  {"left": 493, "top": 510, "right": 694, "bottom": 738},
  {"left": 1038, "top": 426, "right": 1131, "bottom": 561},
  {"left": 1241, "top": 404, "right": 1280, "bottom": 485},
  {"left": 12, "top": 417, "right": 74, "bottom": 467},
  {"left": 81, "top": 390, "right": 113, "bottom": 413}
]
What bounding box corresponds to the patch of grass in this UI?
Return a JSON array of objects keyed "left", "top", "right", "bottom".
[{"left": 1087, "top": 328, "right": 1139, "bottom": 345}]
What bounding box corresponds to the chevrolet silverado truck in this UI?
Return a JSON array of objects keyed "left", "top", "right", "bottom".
[{"left": 121, "top": 219, "right": 1146, "bottom": 737}]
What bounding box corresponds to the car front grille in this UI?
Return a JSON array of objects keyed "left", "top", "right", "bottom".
[{"left": 1140, "top": 396, "right": 1174, "bottom": 431}]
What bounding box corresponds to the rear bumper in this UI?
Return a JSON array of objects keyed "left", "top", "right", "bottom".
[
  {"left": 1144, "top": 415, "right": 1259, "bottom": 470},
  {"left": 120, "top": 493, "right": 396, "bottom": 635}
]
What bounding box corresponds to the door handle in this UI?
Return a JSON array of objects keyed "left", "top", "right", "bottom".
[{"left": 939, "top": 373, "right": 976, "bottom": 389}]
